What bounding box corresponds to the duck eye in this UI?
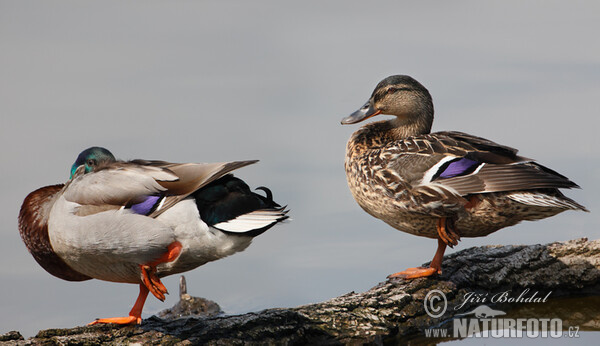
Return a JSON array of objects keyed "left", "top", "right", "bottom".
[
  {"left": 387, "top": 87, "right": 397, "bottom": 94},
  {"left": 86, "top": 159, "right": 96, "bottom": 167}
]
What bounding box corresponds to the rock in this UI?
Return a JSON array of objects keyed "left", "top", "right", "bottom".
[
  {"left": 10, "top": 238, "right": 600, "bottom": 345},
  {"left": 0, "top": 331, "right": 23, "bottom": 342},
  {"left": 157, "top": 276, "right": 223, "bottom": 320}
]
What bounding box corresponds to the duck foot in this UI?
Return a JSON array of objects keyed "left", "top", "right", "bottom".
[
  {"left": 388, "top": 266, "right": 438, "bottom": 279},
  {"left": 437, "top": 217, "right": 460, "bottom": 247},
  {"left": 89, "top": 242, "right": 182, "bottom": 325},
  {"left": 88, "top": 284, "right": 149, "bottom": 325},
  {"left": 89, "top": 315, "right": 140, "bottom": 325},
  {"left": 140, "top": 265, "right": 168, "bottom": 301},
  {"left": 140, "top": 241, "right": 183, "bottom": 301},
  {"left": 388, "top": 238, "right": 447, "bottom": 280}
]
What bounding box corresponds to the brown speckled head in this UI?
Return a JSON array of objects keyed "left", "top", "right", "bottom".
[{"left": 342, "top": 75, "right": 434, "bottom": 138}]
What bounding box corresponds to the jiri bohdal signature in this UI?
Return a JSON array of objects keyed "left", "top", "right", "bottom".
[{"left": 455, "top": 288, "right": 551, "bottom": 311}]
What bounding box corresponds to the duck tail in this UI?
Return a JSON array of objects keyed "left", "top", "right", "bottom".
[
  {"left": 507, "top": 190, "right": 588, "bottom": 212},
  {"left": 194, "top": 175, "right": 289, "bottom": 237}
]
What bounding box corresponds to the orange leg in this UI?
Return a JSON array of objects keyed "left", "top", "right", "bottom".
[
  {"left": 88, "top": 241, "right": 182, "bottom": 325},
  {"left": 389, "top": 217, "right": 457, "bottom": 279},
  {"left": 141, "top": 241, "right": 182, "bottom": 301},
  {"left": 388, "top": 238, "right": 447, "bottom": 279},
  {"left": 89, "top": 284, "right": 149, "bottom": 325}
]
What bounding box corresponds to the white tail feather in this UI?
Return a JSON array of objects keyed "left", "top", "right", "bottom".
[{"left": 213, "top": 209, "right": 286, "bottom": 233}]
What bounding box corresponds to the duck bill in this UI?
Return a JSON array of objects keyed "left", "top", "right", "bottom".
[{"left": 341, "top": 100, "right": 381, "bottom": 125}]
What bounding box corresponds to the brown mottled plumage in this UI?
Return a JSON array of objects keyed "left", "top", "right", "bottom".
[{"left": 342, "top": 75, "right": 587, "bottom": 279}]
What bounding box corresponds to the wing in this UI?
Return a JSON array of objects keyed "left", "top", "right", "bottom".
[
  {"left": 375, "top": 131, "right": 580, "bottom": 215},
  {"left": 415, "top": 132, "right": 579, "bottom": 195},
  {"left": 64, "top": 163, "right": 175, "bottom": 205},
  {"left": 64, "top": 160, "right": 258, "bottom": 218},
  {"left": 147, "top": 160, "right": 258, "bottom": 217}
]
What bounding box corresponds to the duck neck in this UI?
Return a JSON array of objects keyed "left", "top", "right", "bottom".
[
  {"left": 349, "top": 109, "right": 433, "bottom": 150},
  {"left": 388, "top": 111, "right": 433, "bottom": 139}
]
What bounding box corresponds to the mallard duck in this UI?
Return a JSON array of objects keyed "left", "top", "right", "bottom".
[
  {"left": 342, "top": 75, "right": 587, "bottom": 279},
  {"left": 18, "top": 147, "right": 288, "bottom": 324}
]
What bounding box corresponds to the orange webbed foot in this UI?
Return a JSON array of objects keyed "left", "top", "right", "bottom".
[
  {"left": 88, "top": 284, "right": 149, "bottom": 325},
  {"left": 387, "top": 266, "right": 440, "bottom": 279},
  {"left": 88, "top": 315, "right": 141, "bottom": 325},
  {"left": 139, "top": 241, "right": 182, "bottom": 301},
  {"left": 140, "top": 264, "right": 168, "bottom": 301},
  {"left": 389, "top": 239, "right": 448, "bottom": 280}
]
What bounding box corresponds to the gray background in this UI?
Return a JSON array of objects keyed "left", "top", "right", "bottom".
[{"left": 1, "top": 1, "right": 598, "bottom": 339}]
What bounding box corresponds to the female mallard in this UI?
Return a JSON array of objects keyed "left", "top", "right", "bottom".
[
  {"left": 19, "top": 147, "right": 288, "bottom": 324},
  {"left": 342, "top": 75, "right": 587, "bottom": 279}
]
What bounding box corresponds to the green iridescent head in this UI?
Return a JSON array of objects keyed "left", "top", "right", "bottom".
[{"left": 70, "top": 147, "right": 116, "bottom": 178}]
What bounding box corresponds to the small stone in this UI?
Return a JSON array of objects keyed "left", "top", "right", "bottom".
[{"left": 0, "top": 331, "right": 24, "bottom": 341}]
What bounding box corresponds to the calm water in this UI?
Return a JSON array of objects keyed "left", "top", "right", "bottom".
[{"left": 1, "top": 1, "right": 598, "bottom": 341}]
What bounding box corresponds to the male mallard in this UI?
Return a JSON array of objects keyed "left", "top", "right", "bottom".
[
  {"left": 342, "top": 75, "right": 587, "bottom": 279},
  {"left": 19, "top": 147, "right": 288, "bottom": 324}
]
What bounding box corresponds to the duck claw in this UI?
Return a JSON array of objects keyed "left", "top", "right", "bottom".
[
  {"left": 140, "top": 265, "right": 168, "bottom": 301},
  {"left": 139, "top": 241, "right": 181, "bottom": 301},
  {"left": 437, "top": 217, "right": 460, "bottom": 247}
]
